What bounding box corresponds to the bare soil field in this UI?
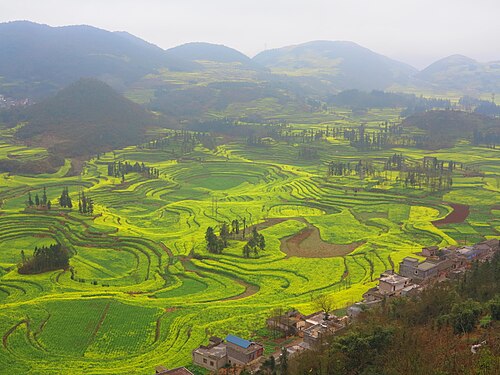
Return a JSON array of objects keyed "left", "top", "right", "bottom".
[{"left": 432, "top": 203, "right": 470, "bottom": 226}]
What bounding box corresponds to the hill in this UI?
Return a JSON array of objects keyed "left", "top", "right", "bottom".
[
  {"left": 0, "top": 21, "right": 195, "bottom": 97},
  {"left": 143, "top": 43, "right": 301, "bottom": 118},
  {"left": 403, "top": 110, "right": 499, "bottom": 133},
  {"left": 403, "top": 110, "right": 500, "bottom": 148},
  {"left": 165, "top": 42, "right": 261, "bottom": 70},
  {"left": 416, "top": 55, "right": 500, "bottom": 93},
  {"left": 253, "top": 41, "right": 417, "bottom": 92},
  {"left": 12, "top": 79, "right": 159, "bottom": 156}
]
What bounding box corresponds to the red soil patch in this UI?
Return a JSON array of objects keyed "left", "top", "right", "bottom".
[
  {"left": 432, "top": 203, "right": 470, "bottom": 226},
  {"left": 281, "top": 224, "right": 363, "bottom": 258},
  {"left": 221, "top": 279, "right": 259, "bottom": 301}
]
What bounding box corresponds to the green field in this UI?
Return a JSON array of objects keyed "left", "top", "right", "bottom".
[{"left": 0, "top": 110, "right": 499, "bottom": 374}]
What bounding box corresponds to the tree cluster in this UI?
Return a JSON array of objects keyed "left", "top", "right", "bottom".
[
  {"left": 58, "top": 187, "right": 73, "bottom": 208},
  {"left": 327, "top": 90, "right": 451, "bottom": 116},
  {"left": 243, "top": 227, "right": 265, "bottom": 258},
  {"left": 107, "top": 161, "right": 160, "bottom": 181},
  {"left": 327, "top": 159, "right": 375, "bottom": 179},
  {"left": 205, "top": 224, "right": 230, "bottom": 254},
  {"left": 26, "top": 187, "right": 52, "bottom": 209},
  {"left": 382, "top": 154, "right": 460, "bottom": 191},
  {"left": 78, "top": 191, "right": 94, "bottom": 215},
  {"left": 18, "top": 243, "right": 69, "bottom": 274},
  {"left": 298, "top": 145, "right": 319, "bottom": 160}
]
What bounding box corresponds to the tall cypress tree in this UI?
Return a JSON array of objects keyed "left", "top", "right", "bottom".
[
  {"left": 42, "top": 187, "right": 47, "bottom": 206},
  {"left": 27, "top": 192, "right": 34, "bottom": 207}
]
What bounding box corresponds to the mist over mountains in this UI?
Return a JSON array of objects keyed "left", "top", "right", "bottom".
[{"left": 1, "top": 21, "right": 498, "bottom": 103}]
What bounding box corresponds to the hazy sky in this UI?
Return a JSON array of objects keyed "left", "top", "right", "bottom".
[{"left": 1, "top": 0, "right": 499, "bottom": 68}]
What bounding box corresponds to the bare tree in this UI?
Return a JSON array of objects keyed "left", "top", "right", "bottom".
[{"left": 312, "top": 293, "right": 335, "bottom": 320}]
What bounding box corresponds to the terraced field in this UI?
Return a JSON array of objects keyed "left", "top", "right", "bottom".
[{"left": 0, "top": 119, "right": 499, "bottom": 373}]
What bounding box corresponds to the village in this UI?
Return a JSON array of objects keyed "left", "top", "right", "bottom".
[
  {"left": 0, "top": 94, "right": 32, "bottom": 109},
  {"left": 152, "top": 238, "right": 499, "bottom": 374}
]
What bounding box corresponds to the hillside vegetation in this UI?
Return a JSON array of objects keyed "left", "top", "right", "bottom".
[
  {"left": 403, "top": 110, "right": 500, "bottom": 148},
  {"left": 253, "top": 41, "right": 417, "bottom": 92},
  {"left": 11, "top": 79, "right": 161, "bottom": 156},
  {"left": 289, "top": 253, "right": 500, "bottom": 375}
]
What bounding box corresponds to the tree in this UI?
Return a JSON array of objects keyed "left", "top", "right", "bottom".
[
  {"left": 205, "top": 227, "right": 221, "bottom": 254},
  {"left": 59, "top": 187, "right": 72, "bottom": 208},
  {"left": 280, "top": 347, "right": 288, "bottom": 375},
  {"left": 18, "top": 243, "right": 69, "bottom": 274},
  {"left": 87, "top": 197, "right": 94, "bottom": 214},
  {"left": 34, "top": 193, "right": 40, "bottom": 206},
  {"left": 490, "top": 296, "right": 500, "bottom": 320},
  {"left": 312, "top": 293, "right": 335, "bottom": 320},
  {"left": 261, "top": 355, "right": 276, "bottom": 374},
  {"left": 243, "top": 243, "right": 252, "bottom": 258},
  {"left": 242, "top": 227, "right": 265, "bottom": 258},
  {"left": 449, "top": 300, "right": 482, "bottom": 334},
  {"left": 231, "top": 219, "right": 240, "bottom": 234},
  {"left": 27, "top": 192, "right": 34, "bottom": 207},
  {"left": 41, "top": 187, "right": 47, "bottom": 206},
  {"left": 220, "top": 222, "right": 230, "bottom": 247}
]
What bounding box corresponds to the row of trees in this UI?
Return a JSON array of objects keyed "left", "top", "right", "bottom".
[
  {"left": 205, "top": 223, "right": 266, "bottom": 257},
  {"left": 472, "top": 128, "right": 500, "bottom": 149},
  {"left": 327, "top": 160, "right": 375, "bottom": 178},
  {"left": 18, "top": 243, "right": 69, "bottom": 274},
  {"left": 26, "top": 187, "right": 98, "bottom": 213},
  {"left": 78, "top": 191, "right": 94, "bottom": 215},
  {"left": 26, "top": 187, "right": 51, "bottom": 209},
  {"left": 385, "top": 155, "right": 459, "bottom": 191},
  {"left": 107, "top": 161, "right": 160, "bottom": 180}
]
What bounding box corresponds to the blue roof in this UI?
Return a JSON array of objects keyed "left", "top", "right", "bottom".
[{"left": 226, "top": 334, "right": 251, "bottom": 349}]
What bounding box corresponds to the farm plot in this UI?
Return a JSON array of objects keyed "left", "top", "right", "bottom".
[{"left": 0, "top": 122, "right": 498, "bottom": 373}]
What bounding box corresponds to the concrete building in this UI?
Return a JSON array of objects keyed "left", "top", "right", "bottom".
[
  {"left": 225, "top": 334, "right": 264, "bottom": 366},
  {"left": 301, "top": 312, "right": 346, "bottom": 347},
  {"left": 422, "top": 246, "right": 439, "bottom": 257},
  {"left": 192, "top": 337, "right": 227, "bottom": 371},
  {"left": 378, "top": 272, "right": 411, "bottom": 294},
  {"left": 192, "top": 335, "right": 264, "bottom": 369},
  {"left": 399, "top": 257, "right": 439, "bottom": 281},
  {"left": 266, "top": 310, "right": 306, "bottom": 336}
]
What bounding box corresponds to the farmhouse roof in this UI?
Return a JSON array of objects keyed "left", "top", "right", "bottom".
[
  {"left": 417, "top": 261, "right": 438, "bottom": 271},
  {"left": 380, "top": 273, "right": 409, "bottom": 285},
  {"left": 226, "top": 334, "right": 251, "bottom": 349},
  {"left": 209, "top": 336, "right": 223, "bottom": 345},
  {"left": 193, "top": 343, "right": 227, "bottom": 359}
]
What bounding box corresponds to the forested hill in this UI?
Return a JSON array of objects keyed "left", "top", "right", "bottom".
[
  {"left": 416, "top": 55, "right": 500, "bottom": 93},
  {"left": 253, "top": 40, "right": 417, "bottom": 91},
  {"left": 0, "top": 21, "right": 498, "bottom": 112},
  {"left": 165, "top": 42, "right": 263, "bottom": 70},
  {"left": 403, "top": 110, "right": 500, "bottom": 148},
  {"left": 403, "top": 110, "right": 500, "bottom": 134},
  {"left": 0, "top": 21, "right": 195, "bottom": 97},
  {"left": 12, "top": 79, "right": 160, "bottom": 156}
]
